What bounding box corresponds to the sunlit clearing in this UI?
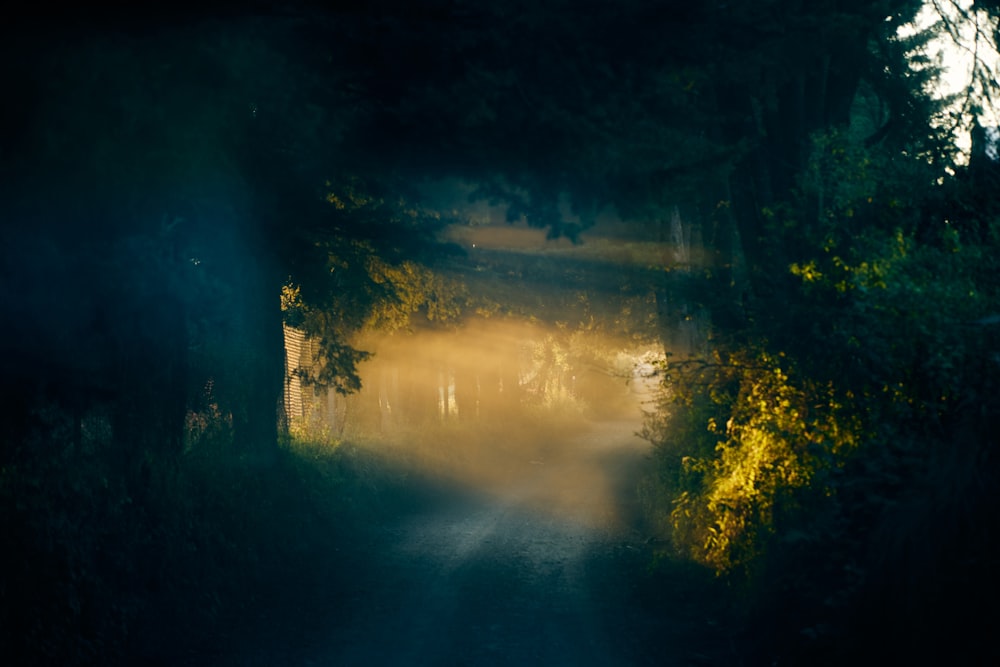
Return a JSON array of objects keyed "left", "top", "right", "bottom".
[{"left": 288, "top": 317, "right": 662, "bottom": 532}]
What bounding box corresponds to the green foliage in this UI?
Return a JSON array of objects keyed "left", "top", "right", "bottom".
[
  {"left": 284, "top": 178, "right": 470, "bottom": 394},
  {"left": 643, "top": 107, "right": 1000, "bottom": 662},
  {"left": 365, "top": 259, "right": 469, "bottom": 330},
  {"left": 1, "top": 396, "right": 416, "bottom": 666},
  {"left": 1, "top": 432, "right": 135, "bottom": 665},
  {"left": 644, "top": 348, "right": 861, "bottom": 575},
  {"left": 288, "top": 251, "right": 470, "bottom": 395},
  {"left": 638, "top": 363, "right": 732, "bottom": 546}
]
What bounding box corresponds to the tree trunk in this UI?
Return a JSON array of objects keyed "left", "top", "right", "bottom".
[
  {"left": 454, "top": 364, "right": 478, "bottom": 422},
  {"left": 231, "top": 260, "right": 285, "bottom": 466},
  {"left": 111, "top": 287, "right": 188, "bottom": 498}
]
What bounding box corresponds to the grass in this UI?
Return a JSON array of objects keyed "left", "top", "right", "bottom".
[{"left": 1, "top": 413, "right": 426, "bottom": 667}]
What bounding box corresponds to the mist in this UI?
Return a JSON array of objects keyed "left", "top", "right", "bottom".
[{"left": 288, "top": 315, "right": 661, "bottom": 530}]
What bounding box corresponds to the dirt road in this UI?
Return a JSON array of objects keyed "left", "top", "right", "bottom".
[
  {"left": 198, "top": 418, "right": 734, "bottom": 666},
  {"left": 328, "top": 419, "right": 651, "bottom": 666}
]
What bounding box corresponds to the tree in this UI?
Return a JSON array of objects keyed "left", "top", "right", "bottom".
[
  {"left": 635, "top": 2, "right": 1000, "bottom": 662},
  {"left": 0, "top": 15, "right": 328, "bottom": 464}
]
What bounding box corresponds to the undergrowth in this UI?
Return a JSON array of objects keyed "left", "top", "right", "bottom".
[{"left": 2, "top": 412, "right": 410, "bottom": 667}]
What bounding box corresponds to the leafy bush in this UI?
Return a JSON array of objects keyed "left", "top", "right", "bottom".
[{"left": 640, "top": 127, "right": 1000, "bottom": 662}]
